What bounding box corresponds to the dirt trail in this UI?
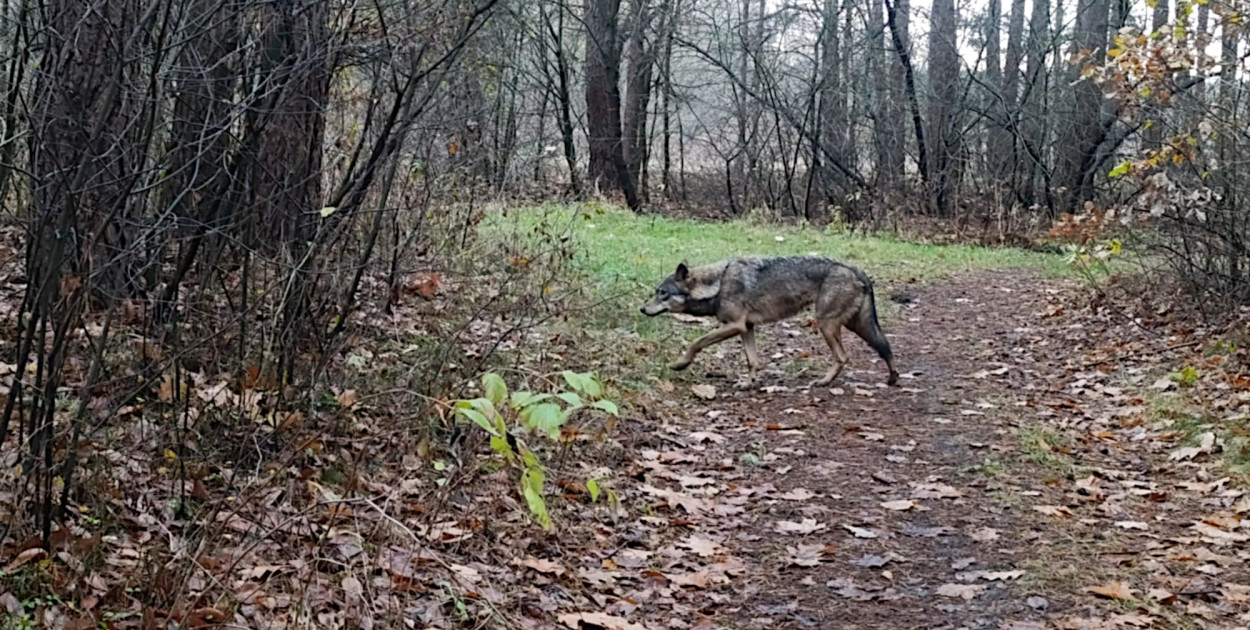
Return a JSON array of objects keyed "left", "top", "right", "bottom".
[{"left": 608, "top": 270, "right": 1250, "bottom": 630}]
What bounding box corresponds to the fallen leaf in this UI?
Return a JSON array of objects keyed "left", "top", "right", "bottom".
[
  {"left": 854, "top": 554, "right": 890, "bottom": 568},
  {"left": 558, "top": 612, "right": 651, "bottom": 630},
  {"left": 786, "top": 544, "right": 825, "bottom": 567},
  {"left": 667, "top": 568, "right": 710, "bottom": 589},
  {"left": 776, "top": 519, "right": 827, "bottom": 535},
  {"left": 1114, "top": 521, "right": 1148, "bottom": 531},
  {"left": 977, "top": 570, "right": 1025, "bottom": 581},
  {"left": 936, "top": 583, "right": 986, "bottom": 600},
  {"left": 1032, "top": 505, "right": 1073, "bottom": 518},
  {"left": 970, "top": 527, "right": 1000, "bottom": 542},
  {"left": 1087, "top": 581, "right": 1136, "bottom": 601},
  {"left": 691, "top": 384, "right": 717, "bottom": 400},
  {"left": 342, "top": 575, "right": 364, "bottom": 601},
  {"left": 521, "top": 556, "right": 566, "bottom": 576},
  {"left": 779, "top": 488, "right": 816, "bottom": 501},
  {"left": 911, "top": 483, "right": 962, "bottom": 499},
  {"left": 677, "top": 535, "right": 725, "bottom": 558},
  {"left": 842, "top": 524, "right": 878, "bottom": 539},
  {"left": 880, "top": 499, "right": 916, "bottom": 511}
]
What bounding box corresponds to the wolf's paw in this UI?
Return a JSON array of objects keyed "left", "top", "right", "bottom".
[
  {"left": 887, "top": 370, "right": 900, "bottom": 386},
  {"left": 668, "top": 359, "right": 692, "bottom": 371}
]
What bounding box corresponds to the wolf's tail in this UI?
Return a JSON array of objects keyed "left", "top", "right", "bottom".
[{"left": 860, "top": 280, "right": 893, "bottom": 361}]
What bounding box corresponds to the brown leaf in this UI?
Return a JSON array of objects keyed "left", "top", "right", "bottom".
[
  {"left": 558, "top": 612, "right": 651, "bottom": 630},
  {"left": 521, "top": 556, "right": 567, "bottom": 576},
  {"left": 667, "top": 568, "right": 710, "bottom": 589},
  {"left": 1032, "top": 505, "right": 1073, "bottom": 518},
  {"left": 1087, "top": 581, "right": 1136, "bottom": 601}
]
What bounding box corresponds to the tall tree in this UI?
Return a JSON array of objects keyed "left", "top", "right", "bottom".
[
  {"left": 1000, "top": 0, "right": 1026, "bottom": 185},
  {"left": 585, "top": 0, "right": 640, "bottom": 209},
  {"left": 928, "top": 0, "right": 961, "bottom": 215}
]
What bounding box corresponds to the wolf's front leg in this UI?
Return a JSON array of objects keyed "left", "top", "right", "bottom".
[{"left": 670, "top": 322, "right": 747, "bottom": 370}]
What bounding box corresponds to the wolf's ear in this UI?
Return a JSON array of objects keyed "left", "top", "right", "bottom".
[{"left": 674, "top": 262, "right": 689, "bottom": 282}]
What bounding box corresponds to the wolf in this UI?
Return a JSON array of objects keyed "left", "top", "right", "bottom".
[{"left": 640, "top": 255, "right": 900, "bottom": 386}]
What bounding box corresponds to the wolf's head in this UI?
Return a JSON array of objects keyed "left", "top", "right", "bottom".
[{"left": 640, "top": 262, "right": 692, "bottom": 316}]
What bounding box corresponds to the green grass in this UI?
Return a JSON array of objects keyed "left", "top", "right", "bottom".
[{"left": 1016, "top": 425, "right": 1080, "bottom": 477}]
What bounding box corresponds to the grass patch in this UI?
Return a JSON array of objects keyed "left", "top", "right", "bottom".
[
  {"left": 483, "top": 202, "right": 1067, "bottom": 335},
  {"left": 1016, "top": 426, "right": 1079, "bottom": 477}
]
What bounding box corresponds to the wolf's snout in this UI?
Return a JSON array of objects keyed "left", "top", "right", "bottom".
[{"left": 639, "top": 306, "right": 646, "bottom": 314}]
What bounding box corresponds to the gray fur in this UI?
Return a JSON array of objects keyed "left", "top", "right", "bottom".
[{"left": 640, "top": 255, "right": 900, "bottom": 386}]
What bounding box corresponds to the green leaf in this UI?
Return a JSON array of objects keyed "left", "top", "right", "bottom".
[
  {"left": 320, "top": 206, "right": 338, "bottom": 218},
  {"left": 523, "top": 403, "right": 565, "bottom": 439},
  {"left": 591, "top": 400, "right": 620, "bottom": 416},
  {"left": 560, "top": 371, "right": 603, "bottom": 398},
  {"left": 482, "top": 373, "right": 507, "bottom": 407},
  {"left": 587, "top": 478, "right": 601, "bottom": 502},
  {"left": 1108, "top": 161, "right": 1132, "bottom": 178},
  {"left": 522, "top": 478, "right": 552, "bottom": 530},
  {"left": 490, "top": 435, "right": 514, "bottom": 458},
  {"left": 556, "top": 392, "right": 584, "bottom": 408},
  {"left": 510, "top": 391, "right": 551, "bottom": 410},
  {"left": 454, "top": 406, "right": 499, "bottom": 436}
]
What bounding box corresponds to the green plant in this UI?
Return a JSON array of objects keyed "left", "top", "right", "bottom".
[
  {"left": 1062, "top": 238, "right": 1122, "bottom": 289},
  {"left": 453, "top": 371, "right": 619, "bottom": 529},
  {"left": 1171, "top": 365, "right": 1199, "bottom": 388}
]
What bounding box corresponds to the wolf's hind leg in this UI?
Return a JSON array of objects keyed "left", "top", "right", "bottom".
[
  {"left": 813, "top": 320, "right": 849, "bottom": 387},
  {"left": 742, "top": 324, "right": 761, "bottom": 372}
]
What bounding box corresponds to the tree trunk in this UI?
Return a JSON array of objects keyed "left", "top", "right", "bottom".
[
  {"left": 1019, "top": 0, "right": 1050, "bottom": 207},
  {"left": 928, "top": 0, "right": 961, "bottom": 216},
  {"left": 985, "top": 0, "right": 1007, "bottom": 183},
  {"left": 1142, "top": 0, "right": 1170, "bottom": 150},
  {"left": 545, "top": 0, "right": 582, "bottom": 195},
  {"left": 1057, "top": 0, "right": 1110, "bottom": 211},
  {"left": 253, "top": 0, "right": 329, "bottom": 247},
  {"left": 883, "top": 0, "right": 911, "bottom": 184},
  {"left": 584, "top": 0, "right": 640, "bottom": 209},
  {"left": 868, "top": 0, "right": 889, "bottom": 183},
  {"left": 623, "top": 0, "right": 657, "bottom": 196},
  {"left": 818, "top": 0, "right": 846, "bottom": 206},
  {"left": 1001, "top": 0, "right": 1026, "bottom": 189},
  {"left": 659, "top": 0, "right": 679, "bottom": 196}
]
